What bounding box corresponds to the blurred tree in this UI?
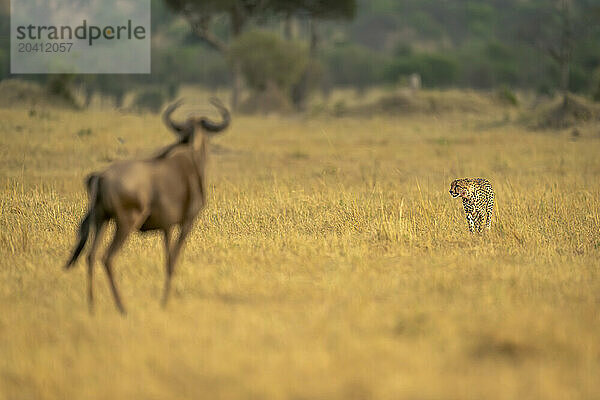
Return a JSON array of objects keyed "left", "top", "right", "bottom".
[
  {"left": 164, "top": 0, "right": 261, "bottom": 109},
  {"left": 517, "top": 0, "right": 600, "bottom": 106},
  {"left": 275, "top": 0, "right": 356, "bottom": 109},
  {"left": 164, "top": 0, "right": 355, "bottom": 110},
  {"left": 230, "top": 30, "right": 307, "bottom": 93}
]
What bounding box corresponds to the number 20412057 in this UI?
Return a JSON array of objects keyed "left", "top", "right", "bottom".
[{"left": 18, "top": 42, "right": 73, "bottom": 53}]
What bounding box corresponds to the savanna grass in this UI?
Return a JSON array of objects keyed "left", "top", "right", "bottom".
[{"left": 0, "top": 102, "right": 599, "bottom": 399}]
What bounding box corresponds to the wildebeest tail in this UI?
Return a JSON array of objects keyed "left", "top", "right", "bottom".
[{"left": 65, "top": 173, "right": 100, "bottom": 269}]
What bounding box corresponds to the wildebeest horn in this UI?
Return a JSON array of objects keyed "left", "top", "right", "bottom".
[
  {"left": 162, "top": 99, "right": 185, "bottom": 135},
  {"left": 199, "top": 98, "right": 230, "bottom": 135}
]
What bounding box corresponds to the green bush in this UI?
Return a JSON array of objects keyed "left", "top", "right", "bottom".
[
  {"left": 321, "top": 44, "right": 388, "bottom": 90},
  {"left": 132, "top": 88, "right": 166, "bottom": 113},
  {"left": 457, "top": 41, "right": 520, "bottom": 88},
  {"left": 386, "top": 52, "right": 459, "bottom": 87},
  {"left": 291, "top": 60, "right": 325, "bottom": 108},
  {"left": 46, "top": 75, "right": 78, "bottom": 108},
  {"left": 495, "top": 85, "right": 518, "bottom": 106},
  {"left": 230, "top": 30, "right": 308, "bottom": 93}
]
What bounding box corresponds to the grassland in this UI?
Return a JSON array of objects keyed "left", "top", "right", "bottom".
[{"left": 0, "top": 99, "right": 599, "bottom": 400}]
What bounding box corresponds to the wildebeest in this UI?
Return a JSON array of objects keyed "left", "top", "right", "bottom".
[{"left": 65, "top": 99, "right": 230, "bottom": 314}]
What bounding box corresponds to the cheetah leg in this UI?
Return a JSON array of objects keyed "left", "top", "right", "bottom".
[
  {"left": 486, "top": 198, "right": 494, "bottom": 230},
  {"left": 466, "top": 214, "right": 475, "bottom": 233},
  {"left": 476, "top": 216, "right": 484, "bottom": 233}
]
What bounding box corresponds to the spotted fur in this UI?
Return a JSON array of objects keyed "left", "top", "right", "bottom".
[{"left": 449, "top": 178, "right": 495, "bottom": 233}]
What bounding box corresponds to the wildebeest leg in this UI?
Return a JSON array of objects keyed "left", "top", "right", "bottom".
[
  {"left": 161, "top": 220, "right": 193, "bottom": 307},
  {"left": 102, "top": 209, "right": 149, "bottom": 315},
  {"left": 86, "top": 218, "right": 106, "bottom": 314},
  {"left": 160, "top": 227, "right": 173, "bottom": 307}
]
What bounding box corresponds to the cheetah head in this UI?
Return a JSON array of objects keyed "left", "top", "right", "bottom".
[{"left": 449, "top": 179, "right": 473, "bottom": 200}]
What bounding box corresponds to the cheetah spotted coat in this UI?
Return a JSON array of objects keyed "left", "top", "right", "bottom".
[{"left": 449, "top": 178, "right": 495, "bottom": 233}]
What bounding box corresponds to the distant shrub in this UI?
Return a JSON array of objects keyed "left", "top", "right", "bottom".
[
  {"left": 456, "top": 41, "right": 521, "bottom": 88},
  {"left": 495, "top": 86, "right": 518, "bottom": 106},
  {"left": 0, "top": 79, "right": 77, "bottom": 109},
  {"left": 534, "top": 94, "right": 599, "bottom": 129},
  {"left": 230, "top": 30, "right": 308, "bottom": 94},
  {"left": 131, "top": 88, "right": 166, "bottom": 113},
  {"left": 46, "top": 75, "right": 78, "bottom": 108},
  {"left": 239, "top": 82, "right": 293, "bottom": 114},
  {"left": 292, "top": 60, "right": 326, "bottom": 109},
  {"left": 386, "top": 52, "right": 459, "bottom": 87},
  {"left": 321, "top": 44, "right": 388, "bottom": 91}
]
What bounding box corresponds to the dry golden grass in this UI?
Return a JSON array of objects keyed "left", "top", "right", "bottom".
[{"left": 1, "top": 101, "right": 599, "bottom": 400}]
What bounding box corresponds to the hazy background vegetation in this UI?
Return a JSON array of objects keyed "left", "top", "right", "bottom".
[{"left": 1, "top": 0, "right": 600, "bottom": 112}]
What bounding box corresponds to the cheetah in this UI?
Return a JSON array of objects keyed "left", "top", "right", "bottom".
[{"left": 449, "top": 178, "right": 494, "bottom": 233}]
